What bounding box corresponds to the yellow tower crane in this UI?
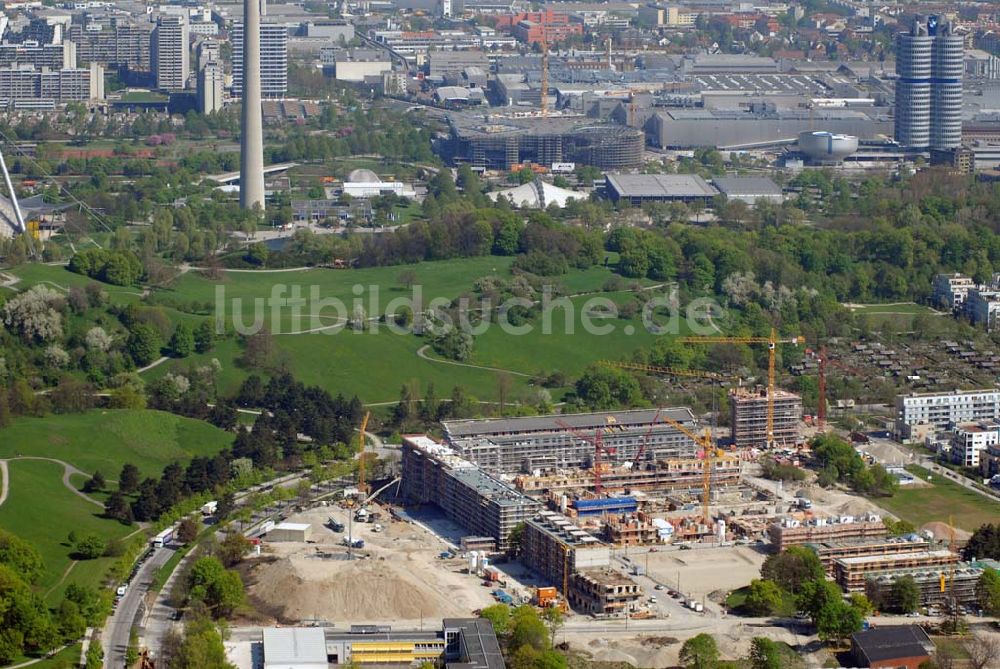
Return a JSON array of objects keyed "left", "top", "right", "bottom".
[
  {"left": 356, "top": 411, "right": 371, "bottom": 494},
  {"left": 678, "top": 328, "right": 802, "bottom": 448},
  {"left": 598, "top": 360, "right": 739, "bottom": 383},
  {"left": 657, "top": 415, "right": 723, "bottom": 525}
]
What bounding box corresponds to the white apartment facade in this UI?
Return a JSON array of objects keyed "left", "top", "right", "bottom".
[
  {"left": 232, "top": 22, "right": 288, "bottom": 98},
  {"left": 967, "top": 288, "right": 1000, "bottom": 332},
  {"left": 197, "top": 61, "right": 224, "bottom": 114},
  {"left": 931, "top": 272, "right": 975, "bottom": 310},
  {"left": 153, "top": 15, "right": 189, "bottom": 91},
  {"left": 896, "top": 388, "right": 1000, "bottom": 441},
  {"left": 950, "top": 422, "right": 1000, "bottom": 468}
]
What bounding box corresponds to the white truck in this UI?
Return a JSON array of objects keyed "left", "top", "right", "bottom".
[{"left": 152, "top": 527, "right": 174, "bottom": 548}]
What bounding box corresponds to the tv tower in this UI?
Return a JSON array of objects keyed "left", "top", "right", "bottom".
[{"left": 239, "top": 0, "right": 265, "bottom": 211}]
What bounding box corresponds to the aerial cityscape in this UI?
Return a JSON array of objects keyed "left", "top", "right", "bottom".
[{"left": 2, "top": 0, "right": 1000, "bottom": 668}]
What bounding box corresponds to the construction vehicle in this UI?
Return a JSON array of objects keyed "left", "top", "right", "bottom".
[
  {"left": 534, "top": 586, "right": 559, "bottom": 607},
  {"left": 678, "top": 328, "right": 803, "bottom": 448}
]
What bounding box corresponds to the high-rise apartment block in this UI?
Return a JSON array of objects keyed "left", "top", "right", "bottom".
[
  {"left": 153, "top": 15, "right": 189, "bottom": 91},
  {"left": 0, "top": 42, "right": 75, "bottom": 70},
  {"left": 232, "top": 21, "right": 287, "bottom": 98},
  {"left": 0, "top": 62, "right": 104, "bottom": 105},
  {"left": 895, "top": 15, "right": 963, "bottom": 150},
  {"left": 197, "top": 61, "right": 224, "bottom": 114},
  {"left": 68, "top": 21, "right": 152, "bottom": 74}
]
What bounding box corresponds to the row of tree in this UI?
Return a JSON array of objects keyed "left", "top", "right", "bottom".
[{"left": 0, "top": 530, "right": 109, "bottom": 663}]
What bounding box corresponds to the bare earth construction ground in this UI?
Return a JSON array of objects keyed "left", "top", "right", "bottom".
[{"left": 245, "top": 504, "right": 496, "bottom": 626}]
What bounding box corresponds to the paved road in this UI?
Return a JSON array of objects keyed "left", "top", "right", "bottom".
[{"left": 104, "top": 545, "right": 176, "bottom": 668}]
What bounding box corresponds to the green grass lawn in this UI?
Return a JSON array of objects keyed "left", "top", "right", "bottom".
[
  {"left": 872, "top": 465, "right": 1000, "bottom": 532},
  {"left": 142, "top": 258, "right": 660, "bottom": 402},
  {"left": 12, "top": 256, "right": 681, "bottom": 404},
  {"left": 7, "top": 263, "right": 143, "bottom": 302},
  {"left": 0, "top": 459, "right": 134, "bottom": 601},
  {"left": 10, "top": 642, "right": 83, "bottom": 669},
  {"left": 0, "top": 409, "right": 234, "bottom": 478},
  {"left": 470, "top": 290, "right": 685, "bottom": 381},
  {"left": 847, "top": 303, "right": 935, "bottom": 315}
]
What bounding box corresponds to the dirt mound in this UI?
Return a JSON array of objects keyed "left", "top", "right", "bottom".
[
  {"left": 920, "top": 521, "right": 972, "bottom": 542},
  {"left": 835, "top": 499, "right": 877, "bottom": 516},
  {"left": 250, "top": 554, "right": 470, "bottom": 622}
]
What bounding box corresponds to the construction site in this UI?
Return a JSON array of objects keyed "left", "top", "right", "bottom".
[{"left": 240, "top": 329, "right": 984, "bottom": 634}]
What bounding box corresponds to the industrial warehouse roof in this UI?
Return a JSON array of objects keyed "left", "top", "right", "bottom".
[
  {"left": 262, "top": 627, "right": 327, "bottom": 669},
  {"left": 851, "top": 626, "right": 933, "bottom": 665},
  {"left": 605, "top": 173, "right": 718, "bottom": 199},
  {"left": 443, "top": 618, "right": 506, "bottom": 669},
  {"left": 446, "top": 110, "right": 643, "bottom": 140},
  {"left": 712, "top": 176, "right": 783, "bottom": 198},
  {"left": 442, "top": 408, "right": 696, "bottom": 439}
]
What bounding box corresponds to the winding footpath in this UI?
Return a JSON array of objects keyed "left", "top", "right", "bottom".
[
  {"left": 0, "top": 456, "right": 103, "bottom": 508},
  {"left": 416, "top": 344, "right": 532, "bottom": 377}
]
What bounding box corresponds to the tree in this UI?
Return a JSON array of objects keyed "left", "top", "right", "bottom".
[
  {"left": 976, "top": 568, "right": 1000, "bottom": 616},
  {"left": 760, "top": 546, "right": 825, "bottom": 594},
  {"left": 244, "top": 242, "right": 268, "bottom": 266},
  {"left": 104, "top": 491, "right": 133, "bottom": 524},
  {"left": 0, "top": 530, "right": 45, "bottom": 584},
  {"left": 216, "top": 533, "right": 250, "bottom": 568},
  {"left": 509, "top": 605, "right": 549, "bottom": 652},
  {"left": 964, "top": 523, "right": 1000, "bottom": 561},
  {"left": 432, "top": 328, "right": 474, "bottom": 361},
  {"left": 744, "top": 579, "right": 783, "bottom": 616},
  {"left": 541, "top": 606, "right": 564, "bottom": 646},
  {"left": 796, "top": 577, "right": 865, "bottom": 642},
  {"left": 128, "top": 323, "right": 162, "bottom": 366},
  {"left": 507, "top": 522, "right": 525, "bottom": 558},
  {"left": 84, "top": 642, "right": 103, "bottom": 669},
  {"left": 177, "top": 518, "right": 200, "bottom": 544},
  {"left": 82, "top": 470, "right": 105, "bottom": 493},
  {"left": 119, "top": 463, "right": 140, "bottom": 494},
  {"left": 397, "top": 269, "right": 418, "bottom": 290},
  {"left": 679, "top": 633, "right": 719, "bottom": 669},
  {"left": 194, "top": 320, "right": 215, "bottom": 354},
  {"left": 241, "top": 327, "right": 274, "bottom": 370},
  {"left": 83, "top": 326, "right": 113, "bottom": 353},
  {"left": 73, "top": 534, "right": 106, "bottom": 560},
  {"left": 169, "top": 322, "right": 195, "bottom": 358},
  {"left": 963, "top": 633, "right": 1000, "bottom": 669},
  {"left": 1, "top": 285, "right": 63, "bottom": 343},
  {"left": 573, "top": 365, "right": 643, "bottom": 410},
  {"left": 187, "top": 556, "right": 245, "bottom": 617},
  {"left": 55, "top": 599, "right": 86, "bottom": 641},
  {"left": 747, "top": 637, "right": 782, "bottom": 669},
  {"left": 479, "top": 604, "right": 512, "bottom": 635},
  {"left": 891, "top": 575, "right": 921, "bottom": 614},
  {"left": 161, "top": 617, "right": 235, "bottom": 669}
]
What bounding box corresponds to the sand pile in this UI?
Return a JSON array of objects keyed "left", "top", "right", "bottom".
[
  {"left": 250, "top": 554, "right": 470, "bottom": 622},
  {"left": 835, "top": 498, "right": 878, "bottom": 516},
  {"left": 920, "top": 521, "right": 972, "bottom": 542}
]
